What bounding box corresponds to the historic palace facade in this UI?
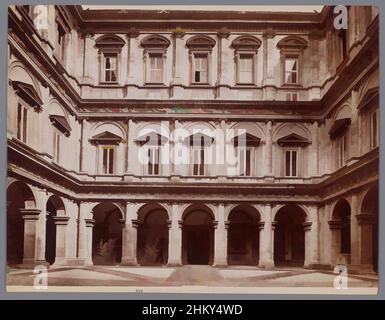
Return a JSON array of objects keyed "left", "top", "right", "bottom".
[{"left": 7, "top": 5, "right": 379, "bottom": 273}]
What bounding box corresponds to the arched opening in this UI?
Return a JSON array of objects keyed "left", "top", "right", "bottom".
[
  {"left": 137, "top": 204, "right": 169, "bottom": 266},
  {"left": 7, "top": 181, "right": 35, "bottom": 265},
  {"left": 227, "top": 205, "right": 261, "bottom": 265},
  {"left": 332, "top": 199, "right": 351, "bottom": 257},
  {"left": 274, "top": 205, "right": 306, "bottom": 267},
  {"left": 361, "top": 186, "right": 379, "bottom": 272},
  {"left": 92, "top": 203, "right": 123, "bottom": 265},
  {"left": 45, "top": 195, "right": 65, "bottom": 265},
  {"left": 182, "top": 206, "right": 215, "bottom": 265}
]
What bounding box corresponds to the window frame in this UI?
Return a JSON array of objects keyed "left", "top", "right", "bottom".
[
  {"left": 16, "top": 102, "right": 28, "bottom": 144},
  {"left": 99, "top": 145, "right": 116, "bottom": 175},
  {"left": 284, "top": 148, "right": 299, "bottom": 177},
  {"left": 192, "top": 52, "right": 209, "bottom": 84},
  {"left": 370, "top": 109, "right": 379, "bottom": 149},
  {"left": 145, "top": 51, "right": 165, "bottom": 84},
  {"left": 190, "top": 145, "right": 206, "bottom": 176},
  {"left": 145, "top": 145, "right": 161, "bottom": 176},
  {"left": 53, "top": 129, "right": 61, "bottom": 163},
  {"left": 236, "top": 146, "right": 253, "bottom": 177},
  {"left": 337, "top": 133, "right": 348, "bottom": 168},
  {"left": 102, "top": 53, "right": 119, "bottom": 83},
  {"left": 236, "top": 52, "right": 256, "bottom": 85},
  {"left": 283, "top": 56, "right": 300, "bottom": 85}
]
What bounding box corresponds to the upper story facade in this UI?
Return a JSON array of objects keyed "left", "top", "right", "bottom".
[{"left": 7, "top": 5, "right": 379, "bottom": 196}]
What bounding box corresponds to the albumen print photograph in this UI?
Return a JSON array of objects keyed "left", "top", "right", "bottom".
[{"left": 6, "top": 4, "right": 379, "bottom": 294}]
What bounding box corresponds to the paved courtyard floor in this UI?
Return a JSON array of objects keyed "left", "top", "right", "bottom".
[{"left": 6, "top": 265, "right": 378, "bottom": 294}]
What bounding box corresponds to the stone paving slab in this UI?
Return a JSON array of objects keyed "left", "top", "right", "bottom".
[
  {"left": 107, "top": 267, "right": 175, "bottom": 278},
  {"left": 218, "top": 269, "right": 288, "bottom": 279}
]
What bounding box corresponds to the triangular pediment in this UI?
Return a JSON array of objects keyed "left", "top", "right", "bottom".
[
  {"left": 184, "top": 132, "right": 214, "bottom": 146},
  {"left": 11, "top": 81, "right": 43, "bottom": 109},
  {"left": 135, "top": 131, "right": 168, "bottom": 146},
  {"left": 232, "top": 132, "right": 261, "bottom": 147},
  {"left": 89, "top": 131, "right": 123, "bottom": 145},
  {"left": 329, "top": 118, "right": 351, "bottom": 139},
  {"left": 277, "top": 133, "right": 310, "bottom": 147},
  {"left": 49, "top": 115, "right": 71, "bottom": 137}
]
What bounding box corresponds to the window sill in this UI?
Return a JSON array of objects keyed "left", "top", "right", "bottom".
[
  {"left": 143, "top": 83, "right": 167, "bottom": 87},
  {"left": 99, "top": 81, "right": 119, "bottom": 86},
  {"left": 281, "top": 83, "right": 303, "bottom": 88},
  {"left": 189, "top": 83, "right": 212, "bottom": 88}
]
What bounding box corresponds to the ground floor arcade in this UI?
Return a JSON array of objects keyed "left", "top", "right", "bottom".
[{"left": 6, "top": 179, "right": 379, "bottom": 273}]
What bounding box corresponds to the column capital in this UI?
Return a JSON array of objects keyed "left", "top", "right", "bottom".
[
  {"left": 356, "top": 214, "right": 374, "bottom": 225},
  {"left": 303, "top": 221, "right": 312, "bottom": 231},
  {"left": 271, "top": 221, "right": 278, "bottom": 230},
  {"left": 20, "top": 208, "right": 41, "bottom": 220},
  {"left": 328, "top": 219, "right": 344, "bottom": 229},
  {"left": 84, "top": 218, "right": 96, "bottom": 228},
  {"left": 258, "top": 221, "right": 265, "bottom": 231},
  {"left": 53, "top": 216, "right": 70, "bottom": 225},
  {"left": 131, "top": 219, "right": 141, "bottom": 228}
]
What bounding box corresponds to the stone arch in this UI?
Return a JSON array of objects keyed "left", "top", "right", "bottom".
[
  {"left": 331, "top": 104, "right": 353, "bottom": 124},
  {"left": 227, "top": 204, "right": 262, "bottom": 266},
  {"left": 48, "top": 98, "right": 68, "bottom": 119},
  {"left": 134, "top": 121, "right": 171, "bottom": 141},
  {"left": 273, "top": 204, "right": 307, "bottom": 266},
  {"left": 137, "top": 203, "right": 170, "bottom": 265},
  {"left": 360, "top": 184, "right": 379, "bottom": 272},
  {"left": 95, "top": 34, "right": 125, "bottom": 50},
  {"left": 181, "top": 204, "right": 215, "bottom": 265},
  {"left": 7, "top": 181, "right": 37, "bottom": 265},
  {"left": 330, "top": 199, "right": 351, "bottom": 266},
  {"left": 273, "top": 122, "right": 311, "bottom": 142},
  {"left": 90, "top": 121, "right": 126, "bottom": 140},
  {"left": 91, "top": 202, "right": 124, "bottom": 265},
  {"left": 277, "top": 36, "right": 308, "bottom": 49},
  {"left": 140, "top": 34, "right": 171, "bottom": 49},
  {"left": 231, "top": 35, "right": 262, "bottom": 51},
  {"left": 186, "top": 35, "right": 216, "bottom": 50},
  {"left": 45, "top": 195, "right": 66, "bottom": 265},
  {"left": 9, "top": 60, "right": 42, "bottom": 99}
]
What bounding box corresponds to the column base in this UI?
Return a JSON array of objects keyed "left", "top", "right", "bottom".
[
  {"left": 258, "top": 261, "right": 275, "bottom": 269},
  {"left": 20, "top": 259, "right": 50, "bottom": 269},
  {"left": 120, "top": 258, "right": 138, "bottom": 266},
  {"left": 348, "top": 264, "right": 376, "bottom": 274},
  {"left": 304, "top": 263, "right": 333, "bottom": 270},
  {"left": 167, "top": 263, "right": 182, "bottom": 267},
  {"left": 61, "top": 258, "right": 87, "bottom": 266}
]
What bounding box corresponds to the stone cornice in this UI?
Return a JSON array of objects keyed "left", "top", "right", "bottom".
[
  {"left": 8, "top": 137, "right": 378, "bottom": 206},
  {"left": 8, "top": 6, "right": 378, "bottom": 123}
]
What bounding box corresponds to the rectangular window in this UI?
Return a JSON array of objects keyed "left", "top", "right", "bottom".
[
  {"left": 337, "top": 134, "right": 347, "bottom": 168},
  {"left": 193, "top": 54, "right": 208, "bottom": 83},
  {"left": 57, "top": 23, "right": 66, "bottom": 61},
  {"left": 284, "top": 57, "right": 298, "bottom": 84},
  {"left": 370, "top": 109, "right": 379, "bottom": 149},
  {"left": 339, "top": 29, "right": 348, "bottom": 61},
  {"left": 103, "top": 54, "right": 118, "bottom": 82},
  {"left": 17, "top": 103, "right": 27, "bottom": 143},
  {"left": 237, "top": 148, "right": 251, "bottom": 176},
  {"left": 148, "top": 53, "right": 163, "bottom": 83},
  {"left": 53, "top": 131, "right": 60, "bottom": 163},
  {"left": 192, "top": 147, "right": 205, "bottom": 176},
  {"left": 102, "top": 147, "right": 114, "bottom": 174},
  {"left": 285, "top": 150, "right": 298, "bottom": 177},
  {"left": 285, "top": 92, "right": 298, "bottom": 101},
  {"left": 238, "top": 54, "right": 253, "bottom": 83},
  {"left": 147, "top": 147, "right": 160, "bottom": 175}
]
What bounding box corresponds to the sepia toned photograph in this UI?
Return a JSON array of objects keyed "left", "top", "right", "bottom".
[{"left": 5, "top": 4, "right": 379, "bottom": 295}]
